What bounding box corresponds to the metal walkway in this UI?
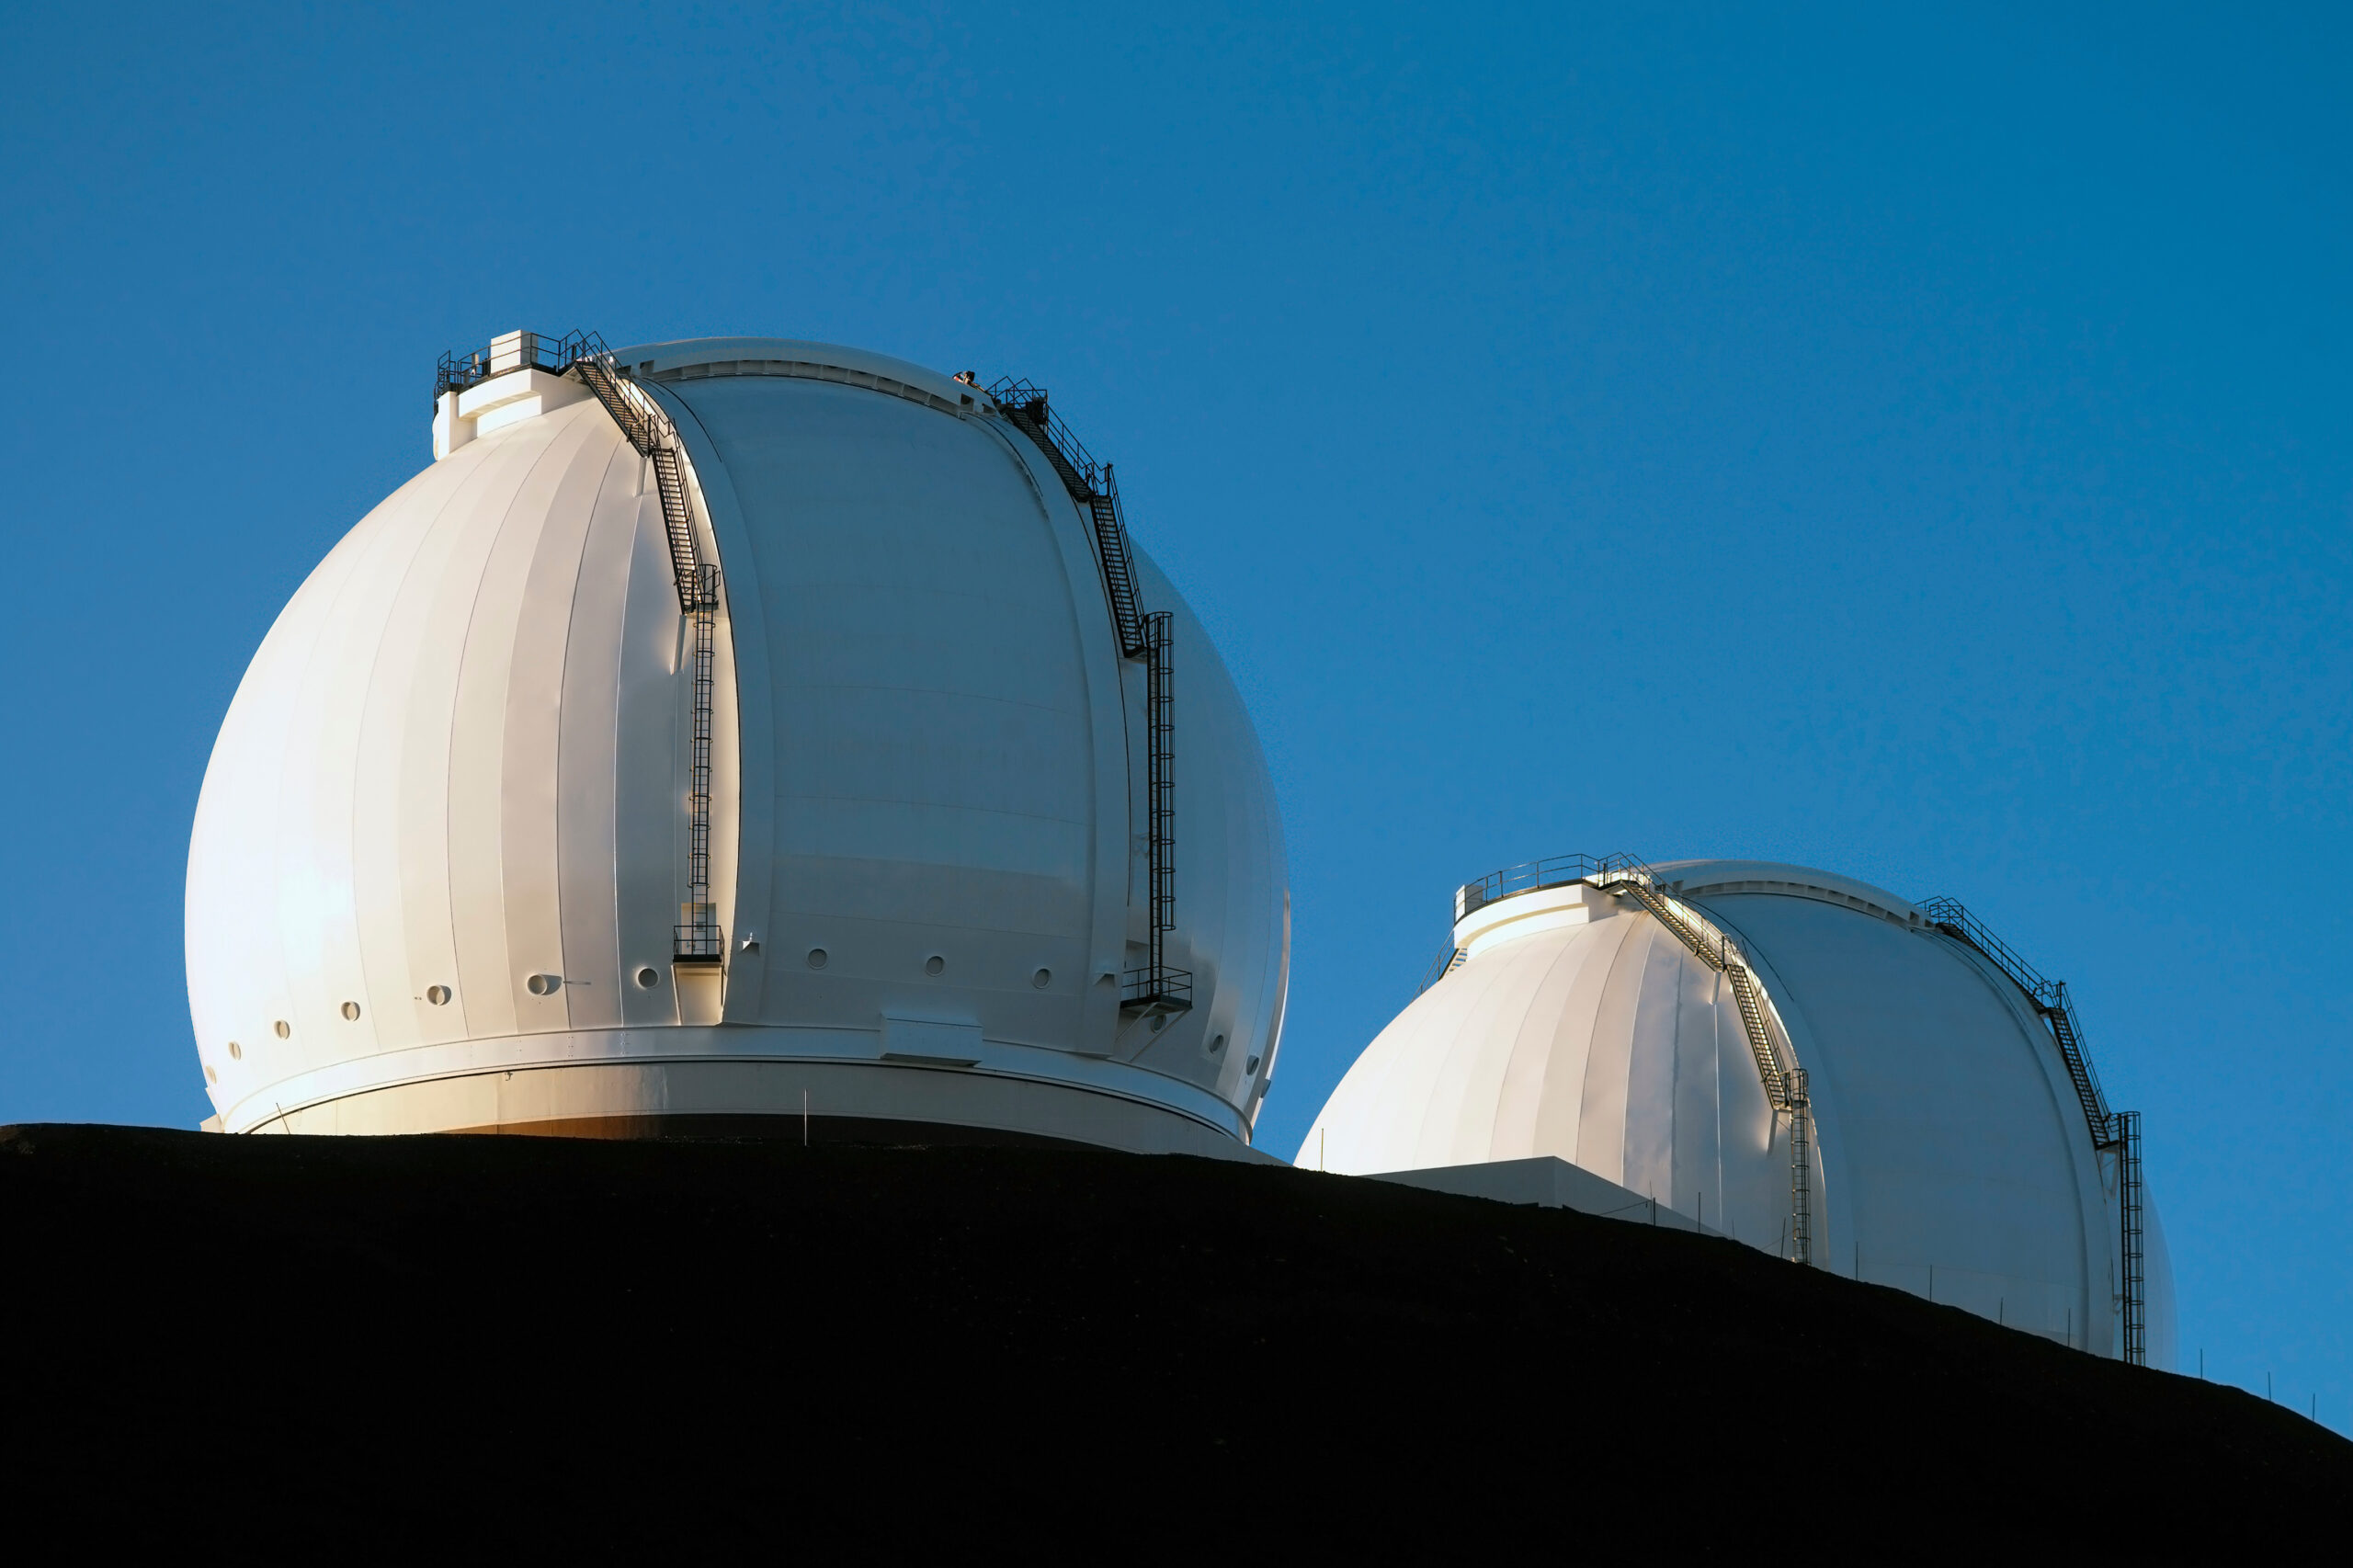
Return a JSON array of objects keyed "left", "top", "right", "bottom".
[
  {"left": 991, "top": 380, "right": 1189, "bottom": 1017},
  {"left": 1435, "top": 852, "right": 1817, "bottom": 1265},
  {"left": 1917, "top": 896, "right": 2146, "bottom": 1364},
  {"left": 438, "top": 330, "right": 724, "bottom": 965}
]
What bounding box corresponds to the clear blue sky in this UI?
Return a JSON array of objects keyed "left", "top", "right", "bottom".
[{"left": 3, "top": 4, "right": 2344, "bottom": 1426}]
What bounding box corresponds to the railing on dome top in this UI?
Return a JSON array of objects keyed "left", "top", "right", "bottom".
[
  {"left": 1915, "top": 895, "right": 2144, "bottom": 1365},
  {"left": 1433, "top": 850, "right": 1815, "bottom": 1266},
  {"left": 1457, "top": 852, "right": 1660, "bottom": 926},
  {"left": 986, "top": 376, "right": 1186, "bottom": 1018},
  {"left": 434, "top": 329, "right": 722, "bottom": 965},
  {"left": 435, "top": 330, "right": 610, "bottom": 401}
]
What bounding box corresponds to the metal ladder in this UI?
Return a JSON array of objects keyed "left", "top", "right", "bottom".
[
  {"left": 1917, "top": 896, "right": 2146, "bottom": 1364},
  {"left": 991, "top": 379, "right": 1188, "bottom": 1016},
  {"left": 563, "top": 344, "right": 724, "bottom": 963},
  {"left": 992, "top": 382, "right": 1150, "bottom": 656},
  {"left": 1602, "top": 869, "right": 1814, "bottom": 1263},
  {"left": 435, "top": 331, "right": 728, "bottom": 965},
  {"left": 1421, "top": 850, "right": 1817, "bottom": 1262}
]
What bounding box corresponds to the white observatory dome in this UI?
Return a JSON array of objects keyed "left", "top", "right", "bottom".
[
  {"left": 187, "top": 334, "right": 1288, "bottom": 1156},
  {"left": 1302, "top": 857, "right": 2174, "bottom": 1366}
]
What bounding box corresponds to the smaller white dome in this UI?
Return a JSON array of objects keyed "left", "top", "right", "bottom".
[{"left": 1303, "top": 856, "right": 2173, "bottom": 1366}]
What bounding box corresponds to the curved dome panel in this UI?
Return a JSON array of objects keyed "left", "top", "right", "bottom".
[
  {"left": 187, "top": 336, "right": 1288, "bottom": 1155},
  {"left": 1303, "top": 884, "right": 1795, "bottom": 1249},
  {"left": 1302, "top": 858, "right": 2171, "bottom": 1364}
]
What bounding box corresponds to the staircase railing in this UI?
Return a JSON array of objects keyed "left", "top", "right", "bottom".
[
  {"left": 991, "top": 378, "right": 1188, "bottom": 1017},
  {"left": 988, "top": 379, "right": 1148, "bottom": 657},
  {"left": 1415, "top": 944, "right": 1470, "bottom": 994},
  {"left": 1915, "top": 897, "right": 2113, "bottom": 1141},
  {"left": 435, "top": 329, "right": 607, "bottom": 401},
  {"left": 1915, "top": 894, "right": 2145, "bottom": 1365}
]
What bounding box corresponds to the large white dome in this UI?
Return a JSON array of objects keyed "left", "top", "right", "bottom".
[
  {"left": 187, "top": 335, "right": 1288, "bottom": 1154},
  {"left": 1302, "top": 857, "right": 2173, "bottom": 1365}
]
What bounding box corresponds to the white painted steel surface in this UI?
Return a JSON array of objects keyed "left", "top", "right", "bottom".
[
  {"left": 1302, "top": 858, "right": 2174, "bottom": 1364},
  {"left": 187, "top": 337, "right": 1288, "bottom": 1154}
]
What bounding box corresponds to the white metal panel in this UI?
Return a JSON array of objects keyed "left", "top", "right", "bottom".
[
  {"left": 1670, "top": 964, "right": 1725, "bottom": 1233},
  {"left": 495, "top": 421, "right": 611, "bottom": 1036},
  {"left": 1617, "top": 928, "right": 1686, "bottom": 1201},
  {"left": 552, "top": 431, "right": 650, "bottom": 1030},
  {"left": 442, "top": 412, "right": 620, "bottom": 1040},
  {"left": 397, "top": 412, "right": 604, "bottom": 1046},
  {"left": 613, "top": 489, "right": 684, "bottom": 1027},
  {"left": 187, "top": 489, "right": 381, "bottom": 1093},
  {"left": 276, "top": 434, "right": 472, "bottom": 1075},
  {"left": 1488, "top": 924, "right": 1604, "bottom": 1158}
]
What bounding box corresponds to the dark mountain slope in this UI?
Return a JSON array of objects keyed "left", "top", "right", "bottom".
[{"left": 0, "top": 1123, "right": 2337, "bottom": 1551}]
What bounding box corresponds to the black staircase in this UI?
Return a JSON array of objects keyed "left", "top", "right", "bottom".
[
  {"left": 1917, "top": 895, "right": 2146, "bottom": 1364},
  {"left": 990, "top": 379, "right": 1189, "bottom": 1017},
  {"left": 988, "top": 381, "right": 1149, "bottom": 656}
]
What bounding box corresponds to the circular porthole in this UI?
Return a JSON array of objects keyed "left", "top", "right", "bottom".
[
  {"left": 1245, "top": 1055, "right": 1262, "bottom": 1074},
  {"left": 1149, "top": 1014, "right": 1166, "bottom": 1033},
  {"left": 1208, "top": 1033, "right": 1227, "bottom": 1055},
  {"left": 1032, "top": 968, "right": 1051, "bottom": 989},
  {"left": 924, "top": 955, "right": 946, "bottom": 977},
  {"left": 204, "top": 1064, "right": 218, "bottom": 1086},
  {"left": 341, "top": 1001, "right": 362, "bottom": 1021},
  {"left": 634, "top": 967, "right": 660, "bottom": 989},
  {"left": 425, "top": 984, "right": 452, "bottom": 1006},
  {"left": 806, "top": 949, "right": 828, "bottom": 971},
  {"left": 526, "top": 973, "right": 562, "bottom": 996},
  {"left": 272, "top": 1020, "right": 290, "bottom": 1040}
]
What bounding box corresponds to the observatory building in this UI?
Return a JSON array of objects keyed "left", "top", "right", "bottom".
[
  {"left": 187, "top": 332, "right": 1288, "bottom": 1155},
  {"left": 1302, "top": 856, "right": 2176, "bottom": 1366}
]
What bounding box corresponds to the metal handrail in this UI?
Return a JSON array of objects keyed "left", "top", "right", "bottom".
[
  {"left": 1120, "top": 967, "right": 1193, "bottom": 1010},
  {"left": 1916, "top": 893, "right": 2145, "bottom": 1363},
  {"left": 435, "top": 329, "right": 609, "bottom": 401},
  {"left": 1915, "top": 896, "right": 2118, "bottom": 1141},
  {"left": 987, "top": 375, "right": 1182, "bottom": 1016},
  {"left": 1915, "top": 896, "right": 2053, "bottom": 1002},
  {"left": 1455, "top": 852, "right": 1654, "bottom": 923},
  {"left": 1450, "top": 852, "right": 1792, "bottom": 1088},
  {"left": 984, "top": 378, "right": 1103, "bottom": 494}
]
